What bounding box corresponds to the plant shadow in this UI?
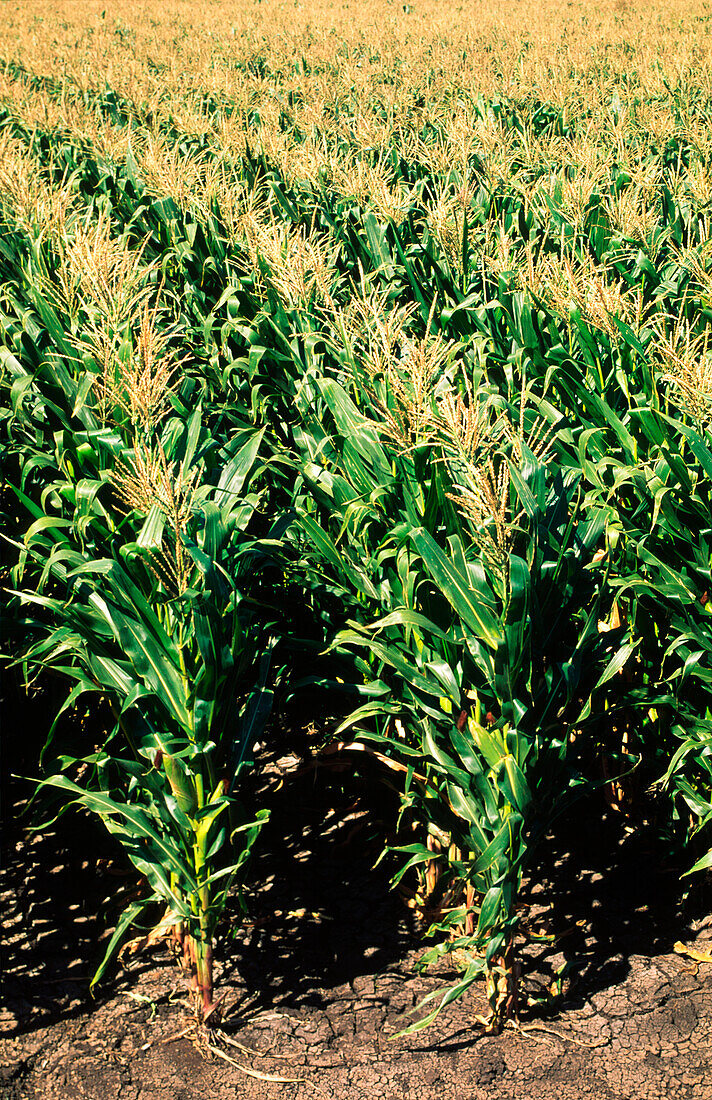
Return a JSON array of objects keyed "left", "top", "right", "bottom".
[
  {"left": 515, "top": 797, "right": 711, "bottom": 1019},
  {"left": 222, "top": 742, "right": 414, "bottom": 1013}
]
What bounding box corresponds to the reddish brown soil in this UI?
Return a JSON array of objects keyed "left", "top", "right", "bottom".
[{"left": 2, "top": 753, "right": 712, "bottom": 1100}]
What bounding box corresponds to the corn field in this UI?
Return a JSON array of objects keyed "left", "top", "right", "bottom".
[{"left": 2, "top": 0, "right": 712, "bottom": 1040}]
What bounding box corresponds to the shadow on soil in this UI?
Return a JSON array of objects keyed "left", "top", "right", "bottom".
[
  {"left": 220, "top": 749, "right": 415, "bottom": 1014},
  {"left": 2, "top": 684, "right": 709, "bottom": 1043},
  {"left": 516, "top": 799, "right": 711, "bottom": 1019}
]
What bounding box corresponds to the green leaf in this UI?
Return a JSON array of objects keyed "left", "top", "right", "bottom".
[
  {"left": 410, "top": 528, "right": 502, "bottom": 650},
  {"left": 90, "top": 899, "right": 151, "bottom": 991}
]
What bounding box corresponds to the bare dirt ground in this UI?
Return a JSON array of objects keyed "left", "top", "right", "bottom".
[{"left": 2, "top": 746, "right": 712, "bottom": 1100}]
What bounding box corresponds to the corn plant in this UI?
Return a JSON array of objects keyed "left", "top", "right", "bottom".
[
  {"left": 529, "top": 236, "right": 712, "bottom": 876},
  {"left": 287, "top": 297, "right": 626, "bottom": 1030},
  {"left": 575, "top": 401, "right": 712, "bottom": 880},
  {"left": 8, "top": 436, "right": 277, "bottom": 1020},
  {"left": 1, "top": 218, "right": 282, "bottom": 1023}
]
